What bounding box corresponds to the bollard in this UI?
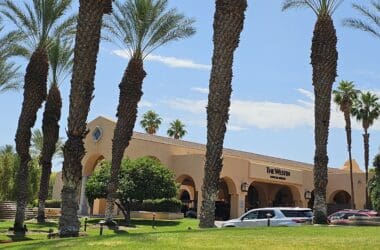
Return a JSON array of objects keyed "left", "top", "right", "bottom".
[
  {"left": 152, "top": 213, "right": 156, "bottom": 229},
  {"left": 266, "top": 213, "right": 272, "bottom": 227},
  {"left": 84, "top": 217, "right": 88, "bottom": 232},
  {"left": 99, "top": 220, "right": 105, "bottom": 236}
]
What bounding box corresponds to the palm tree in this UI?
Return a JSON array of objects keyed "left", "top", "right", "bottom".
[
  {"left": 37, "top": 37, "right": 73, "bottom": 223},
  {"left": 343, "top": 1, "right": 380, "bottom": 38},
  {"left": 351, "top": 91, "right": 380, "bottom": 208},
  {"left": 282, "top": 0, "right": 342, "bottom": 224},
  {"left": 140, "top": 110, "right": 163, "bottom": 135},
  {"left": 0, "top": 0, "right": 75, "bottom": 233},
  {"left": 333, "top": 80, "right": 359, "bottom": 209},
  {"left": 199, "top": 0, "right": 247, "bottom": 228},
  {"left": 103, "top": 0, "right": 195, "bottom": 224},
  {"left": 59, "top": 0, "right": 112, "bottom": 237},
  {"left": 167, "top": 119, "right": 187, "bottom": 139}
]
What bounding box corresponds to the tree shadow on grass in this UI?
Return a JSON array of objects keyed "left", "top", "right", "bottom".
[{"left": 6, "top": 234, "right": 34, "bottom": 243}]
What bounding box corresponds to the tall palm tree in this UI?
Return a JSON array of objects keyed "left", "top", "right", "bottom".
[
  {"left": 199, "top": 0, "right": 247, "bottom": 228},
  {"left": 103, "top": 0, "right": 195, "bottom": 224},
  {"left": 282, "top": 0, "right": 342, "bottom": 224},
  {"left": 140, "top": 110, "right": 163, "bottom": 135},
  {"left": 343, "top": 1, "right": 380, "bottom": 38},
  {"left": 37, "top": 37, "right": 73, "bottom": 223},
  {"left": 167, "top": 119, "right": 187, "bottom": 139},
  {"left": 59, "top": 0, "right": 112, "bottom": 237},
  {"left": 351, "top": 91, "right": 380, "bottom": 208},
  {"left": 0, "top": 0, "right": 75, "bottom": 233},
  {"left": 333, "top": 80, "right": 359, "bottom": 209}
]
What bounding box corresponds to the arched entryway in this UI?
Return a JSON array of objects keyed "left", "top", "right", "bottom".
[
  {"left": 215, "top": 177, "right": 237, "bottom": 220},
  {"left": 176, "top": 175, "right": 197, "bottom": 217},
  {"left": 245, "top": 183, "right": 267, "bottom": 210},
  {"left": 273, "top": 186, "right": 294, "bottom": 207},
  {"left": 327, "top": 190, "right": 352, "bottom": 214}
]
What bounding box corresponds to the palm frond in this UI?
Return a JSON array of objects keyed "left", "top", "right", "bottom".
[
  {"left": 343, "top": 2, "right": 380, "bottom": 39},
  {"left": 282, "top": 0, "right": 343, "bottom": 16},
  {"left": 48, "top": 36, "right": 74, "bottom": 86},
  {"left": 0, "top": 0, "right": 75, "bottom": 52},
  {"left": 0, "top": 59, "right": 21, "bottom": 93},
  {"left": 105, "top": 0, "right": 195, "bottom": 59}
]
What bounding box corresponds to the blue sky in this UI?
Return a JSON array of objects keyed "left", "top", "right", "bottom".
[{"left": 1, "top": 1, "right": 380, "bottom": 172}]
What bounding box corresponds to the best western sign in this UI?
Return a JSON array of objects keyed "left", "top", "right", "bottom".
[{"left": 249, "top": 163, "right": 302, "bottom": 185}]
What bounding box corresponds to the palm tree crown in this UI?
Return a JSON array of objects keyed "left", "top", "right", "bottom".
[
  {"left": 106, "top": 0, "right": 195, "bottom": 60},
  {"left": 282, "top": 0, "right": 343, "bottom": 15},
  {"left": 343, "top": 1, "right": 380, "bottom": 38},
  {"left": 167, "top": 119, "right": 187, "bottom": 139},
  {"left": 333, "top": 80, "right": 359, "bottom": 111},
  {"left": 0, "top": 0, "right": 76, "bottom": 52},
  {"left": 352, "top": 92, "right": 380, "bottom": 130},
  {"left": 140, "top": 110, "right": 162, "bottom": 135},
  {"left": 48, "top": 36, "right": 73, "bottom": 86}
]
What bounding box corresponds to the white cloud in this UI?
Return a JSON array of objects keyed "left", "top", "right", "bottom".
[
  {"left": 191, "top": 87, "right": 209, "bottom": 94},
  {"left": 138, "top": 100, "right": 153, "bottom": 108},
  {"left": 112, "top": 50, "right": 211, "bottom": 70},
  {"left": 163, "top": 90, "right": 380, "bottom": 131}
]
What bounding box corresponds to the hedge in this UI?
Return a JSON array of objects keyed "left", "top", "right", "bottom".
[
  {"left": 31, "top": 199, "right": 61, "bottom": 208},
  {"left": 131, "top": 198, "right": 182, "bottom": 213}
]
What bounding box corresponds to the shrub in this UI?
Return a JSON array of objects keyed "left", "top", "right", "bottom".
[
  {"left": 141, "top": 198, "right": 182, "bottom": 213},
  {"left": 45, "top": 199, "right": 61, "bottom": 208}
]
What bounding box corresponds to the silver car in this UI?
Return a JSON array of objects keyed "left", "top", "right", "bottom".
[{"left": 221, "top": 207, "right": 313, "bottom": 227}]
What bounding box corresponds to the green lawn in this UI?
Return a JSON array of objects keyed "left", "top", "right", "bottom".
[{"left": 1, "top": 218, "right": 379, "bottom": 249}]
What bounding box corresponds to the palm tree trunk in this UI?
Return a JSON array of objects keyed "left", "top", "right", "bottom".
[
  {"left": 14, "top": 47, "right": 48, "bottom": 233},
  {"left": 59, "top": 0, "right": 111, "bottom": 237},
  {"left": 344, "top": 110, "right": 355, "bottom": 209},
  {"left": 105, "top": 57, "right": 146, "bottom": 223},
  {"left": 311, "top": 14, "right": 338, "bottom": 224},
  {"left": 363, "top": 129, "right": 370, "bottom": 208},
  {"left": 199, "top": 0, "right": 247, "bottom": 228},
  {"left": 37, "top": 83, "right": 62, "bottom": 224}
]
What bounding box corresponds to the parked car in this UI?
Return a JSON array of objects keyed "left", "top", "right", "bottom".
[
  {"left": 328, "top": 209, "right": 379, "bottom": 224},
  {"left": 221, "top": 207, "right": 313, "bottom": 227}
]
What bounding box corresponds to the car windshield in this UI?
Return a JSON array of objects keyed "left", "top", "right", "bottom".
[{"left": 280, "top": 210, "right": 313, "bottom": 218}]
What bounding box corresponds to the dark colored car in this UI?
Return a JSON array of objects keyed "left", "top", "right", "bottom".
[{"left": 328, "top": 209, "right": 378, "bottom": 224}]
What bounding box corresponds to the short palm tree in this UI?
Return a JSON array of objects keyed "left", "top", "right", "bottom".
[
  {"left": 282, "top": 0, "right": 342, "bottom": 224},
  {"left": 333, "top": 80, "right": 359, "bottom": 209},
  {"left": 167, "top": 119, "right": 187, "bottom": 139},
  {"left": 140, "top": 110, "right": 163, "bottom": 135},
  {"left": 0, "top": 0, "right": 75, "bottom": 233},
  {"left": 103, "top": 0, "right": 195, "bottom": 223},
  {"left": 59, "top": 0, "right": 112, "bottom": 237},
  {"left": 343, "top": 1, "right": 380, "bottom": 38},
  {"left": 37, "top": 37, "right": 73, "bottom": 223},
  {"left": 199, "top": 0, "right": 247, "bottom": 228},
  {"left": 351, "top": 91, "right": 380, "bottom": 208}
]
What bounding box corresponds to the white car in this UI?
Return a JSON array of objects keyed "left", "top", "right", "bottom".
[{"left": 221, "top": 207, "right": 313, "bottom": 227}]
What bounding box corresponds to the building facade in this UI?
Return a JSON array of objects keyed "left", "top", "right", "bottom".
[{"left": 53, "top": 116, "right": 369, "bottom": 219}]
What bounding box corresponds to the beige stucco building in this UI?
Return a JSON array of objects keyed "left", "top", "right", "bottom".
[{"left": 54, "top": 116, "right": 370, "bottom": 220}]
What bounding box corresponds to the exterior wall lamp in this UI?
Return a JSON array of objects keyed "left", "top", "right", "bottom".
[
  {"left": 304, "top": 190, "right": 312, "bottom": 200},
  {"left": 241, "top": 182, "right": 249, "bottom": 192}
]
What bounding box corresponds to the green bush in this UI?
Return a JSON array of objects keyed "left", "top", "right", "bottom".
[
  {"left": 132, "top": 198, "right": 182, "bottom": 213},
  {"left": 45, "top": 199, "right": 61, "bottom": 208}
]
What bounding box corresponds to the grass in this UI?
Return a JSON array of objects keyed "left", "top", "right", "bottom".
[{"left": 1, "top": 218, "right": 380, "bottom": 249}]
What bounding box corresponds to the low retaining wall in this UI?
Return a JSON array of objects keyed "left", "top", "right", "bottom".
[{"left": 131, "top": 211, "right": 184, "bottom": 220}]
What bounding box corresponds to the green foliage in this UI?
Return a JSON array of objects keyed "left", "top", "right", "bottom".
[
  {"left": 48, "top": 172, "right": 57, "bottom": 200},
  {"left": 343, "top": 1, "right": 380, "bottom": 38},
  {"left": 351, "top": 92, "right": 380, "bottom": 130},
  {"left": 30, "top": 128, "right": 64, "bottom": 159},
  {"left": 371, "top": 154, "right": 380, "bottom": 212},
  {"left": 0, "top": 145, "right": 41, "bottom": 202},
  {"left": 140, "top": 110, "right": 162, "bottom": 134},
  {"left": 45, "top": 199, "right": 61, "bottom": 208},
  {"left": 105, "top": 0, "right": 195, "bottom": 60},
  {"left": 139, "top": 198, "right": 182, "bottom": 213},
  {"left": 282, "top": 0, "right": 343, "bottom": 16},
  {"left": 167, "top": 119, "right": 187, "bottom": 139},
  {"left": 86, "top": 157, "right": 178, "bottom": 207},
  {"left": 85, "top": 160, "right": 111, "bottom": 207}
]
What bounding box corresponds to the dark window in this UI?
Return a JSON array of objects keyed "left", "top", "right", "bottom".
[
  {"left": 281, "top": 210, "right": 313, "bottom": 218},
  {"left": 258, "top": 210, "right": 275, "bottom": 219},
  {"left": 243, "top": 211, "right": 258, "bottom": 220}
]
